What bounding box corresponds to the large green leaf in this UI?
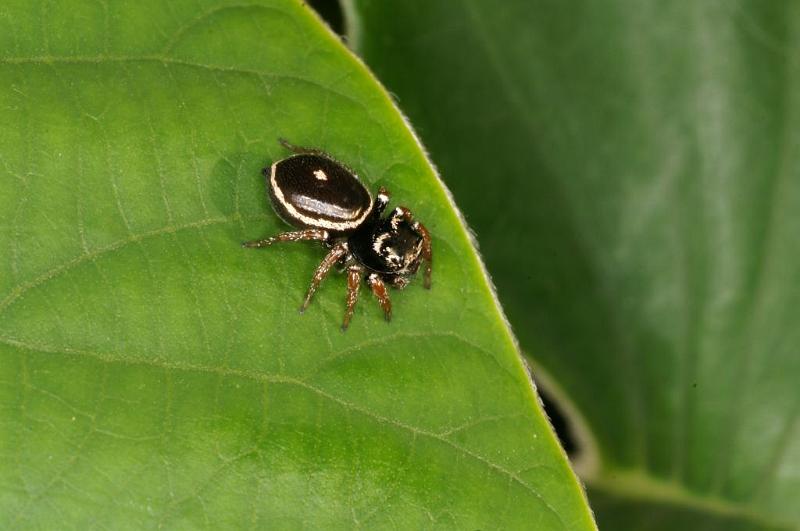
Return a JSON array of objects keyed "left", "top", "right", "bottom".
[
  {"left": 349, "top": 0, "right": 800, "bottom": 529},
  {"left": 0, "top": 0, "right": 595, "bottom": 527}
]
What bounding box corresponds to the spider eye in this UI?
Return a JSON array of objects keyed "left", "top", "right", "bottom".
[{"left": 384, "top": 248, "right": 401, "bottom": 265}]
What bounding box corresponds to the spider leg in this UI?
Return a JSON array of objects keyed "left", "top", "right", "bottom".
[
  {"left": 415, "top": 221, "right": 433, "bottom": 289},
  {"left": 278, "top": 138, "right": 334, "bottom": 158},
  {"left": 341, "top": 265, "right": 363, "bottom": 331},
  {"left": 278, "top": 139, "right": 362, "bottom": 177},
  {"left": 300, "top": 243, "right": 348, "bottom": 312},
  {"left": 367, "top": 273, "right": 392, "bottom": 322},
  {"left": 395, "top": 207, "right": 433, "bottom": 289},
  {"left": 373, "top": 186, "right": 391, "bottom": 217},
  {"left": 389, "top": 276, "right": 410, "bottom": 290},
  {"left": 242, "top": 229, "right": 328, "bottom": 248}
]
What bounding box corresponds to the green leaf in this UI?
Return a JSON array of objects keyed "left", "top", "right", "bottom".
[
  {"left": 348, "top": 0, "right": 800, "bottom": 529},
  {"left": 0, "top": 0, "right": 594, "bottom": 527}
]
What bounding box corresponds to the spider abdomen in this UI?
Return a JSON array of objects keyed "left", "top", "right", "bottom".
[{"left": 267, "top": 154, "right": 373, "bottom": 232}]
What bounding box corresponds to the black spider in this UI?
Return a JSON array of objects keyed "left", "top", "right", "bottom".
[{"left": 243, "top": 139, "right": 432, "bottom": 330}]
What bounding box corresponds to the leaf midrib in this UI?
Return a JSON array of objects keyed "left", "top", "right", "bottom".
[
  {"left": 588, "top": 471, "right": 795, "bottom": 531},
  {"left": 0, "top": 54, "right": 364, "bottom": 107},
  {"left": 0, "top": 333, "right": 565, "bottom": 525},
  {"left": 0, "top": 215, "right": 262, "bottom": 315}
]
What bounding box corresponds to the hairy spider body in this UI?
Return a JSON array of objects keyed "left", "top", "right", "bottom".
[{"left": 243, "top": 139, "right": 432, "bottom": 330}]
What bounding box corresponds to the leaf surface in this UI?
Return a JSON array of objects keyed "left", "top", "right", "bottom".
[
  {"left": 0, "top": 0, "right": 594, "bottom": 527},
  {"left": 348, "top": 0, "right": 800, "bottom": 529}
]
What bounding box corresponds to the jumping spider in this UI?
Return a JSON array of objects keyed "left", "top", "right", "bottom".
[{"left": 243, "top": 139, "right": 432, "bottom": 330}]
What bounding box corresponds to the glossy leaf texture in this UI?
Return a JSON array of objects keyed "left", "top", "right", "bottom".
[
  {"left": 348, "top": 1, "right": 800, "bottom": 529},
  {"left": 0, "top": 0, "right": 596, "bottom": 528}
]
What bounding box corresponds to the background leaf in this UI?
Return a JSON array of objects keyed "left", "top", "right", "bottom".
[
  {"left": 348, "top": 0, "right": 800, "bottom": 529},
  {"left": 0, "top": 0, "right": 595, "bottom": 527}
]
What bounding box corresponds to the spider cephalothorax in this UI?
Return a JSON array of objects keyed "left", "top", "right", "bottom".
[{"left": 243, "top": 139, "right": 432, "bottom": 329}]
